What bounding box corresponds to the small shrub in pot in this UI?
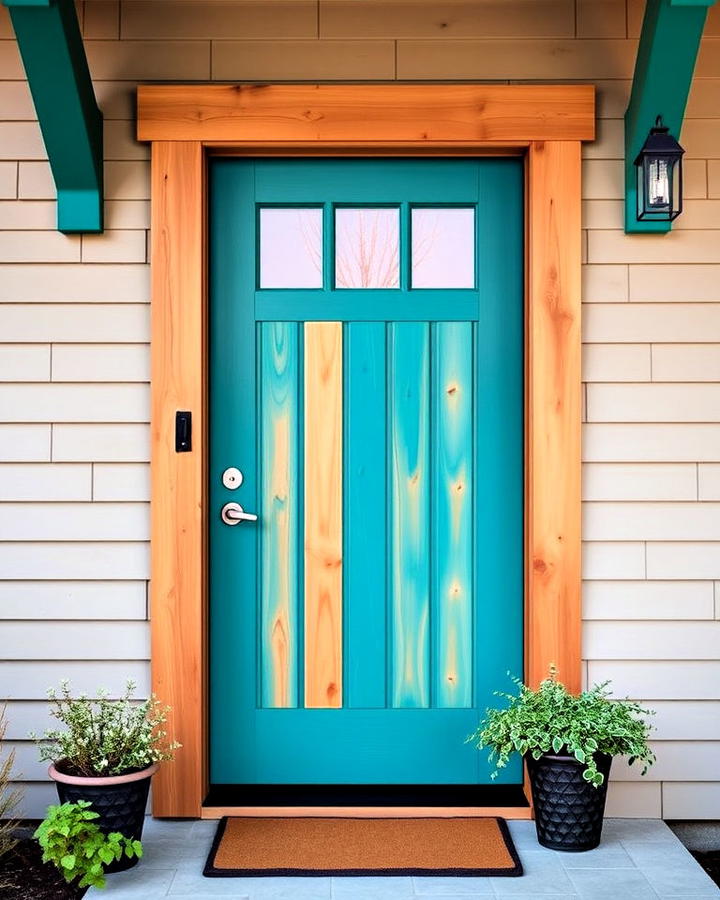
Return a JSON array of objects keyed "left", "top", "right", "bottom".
[
  {"left": 469, "top": 668, "right": 655, "bottom": 851},
  {"left": 34, "top": 680, "right": 180, "bottom": 873}
]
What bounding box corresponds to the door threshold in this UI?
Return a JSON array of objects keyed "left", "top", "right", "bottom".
[{"left": 202, "top": 784, "right": 531, "bottom": 819}]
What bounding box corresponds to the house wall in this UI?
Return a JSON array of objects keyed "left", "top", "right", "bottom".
[{"left": 1, "top": 0, "right": 719, "bottom": 819}]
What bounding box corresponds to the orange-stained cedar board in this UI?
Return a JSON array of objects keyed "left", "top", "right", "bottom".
[
  {"left": 526, "top": 140, "right": 582, "bottom": 693},
  {"left": 137, "top": 84, "right": 595, "bottom": 144},
  {"left": 150, "top": 140, "right": 205, "bottom": 817},
  {"left": 304, "top": 322, "right": 343, "bottom": 708}
]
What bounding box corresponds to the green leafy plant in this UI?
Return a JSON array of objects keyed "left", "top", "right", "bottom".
[
  {"left": 34, "top": 680, "right": 180, "bottom": 777},
  {"left": 34, "top": 800, "right": 142, "bottom": 890},
  {"left": 468, "top": 668, "right": 655, "bottom": 787}
]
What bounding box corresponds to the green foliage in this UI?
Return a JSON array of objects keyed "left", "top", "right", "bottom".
[
  {"left": 34, "top": 679, "right": 180, "bottom": 777},
  {"left": 0, "top": 706, "right": 21, "bottom": 865},
  {"left": 468, "top": 668, "right": 655, "bottom": 787},
  {"left": 34, "top": 801, "right": 143, "bottom": 890}
]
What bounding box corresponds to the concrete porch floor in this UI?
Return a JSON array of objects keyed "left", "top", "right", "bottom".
[{"left": 88, "top": 817, "right": 720, "bottom": 899}]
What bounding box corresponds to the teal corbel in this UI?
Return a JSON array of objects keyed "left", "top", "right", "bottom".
[
  {"left": 3, "top": 0, "right": 103, "bottom": 232},
  {"left": 625, "top": 0, "right": 716, "bottom": 233}
]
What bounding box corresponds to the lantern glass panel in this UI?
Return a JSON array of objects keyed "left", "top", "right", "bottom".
[{"left": 637, "top": 154, "right": 682, "bottom": 222}]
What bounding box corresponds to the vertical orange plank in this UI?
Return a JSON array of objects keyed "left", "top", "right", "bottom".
[{"left": 304, "top": 322, "right": 343, "bottom": 708}]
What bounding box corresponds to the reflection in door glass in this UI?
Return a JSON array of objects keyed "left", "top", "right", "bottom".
[
  {"left": 412, "top": 208, "right": 475, "bottom": 289},
  {"left": 335, "top": 208, "right": 399, "bottom": 289},
  {"left": 259, "top": 208, "right": 323, "bottom": 289}
]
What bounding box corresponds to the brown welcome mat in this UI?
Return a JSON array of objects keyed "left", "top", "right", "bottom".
[{"left": 203, "top": 816, "right": 523, "bottom": 878}]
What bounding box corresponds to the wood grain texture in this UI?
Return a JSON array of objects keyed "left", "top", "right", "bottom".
[
  {"left": 137, "top": 84, "right": 595, "bottom": 144},
  {"left": 150, "top": 140, "right": 204, "bottom": 817},
  {"left": 304, "top": 322, "right": 343, "bottom": 708},
  {"left": 527, "top": 141, "right": 582, "bottom": 693},
  {"left": 261, "top": 322, "right": 299, "bottom": 708},
  {"left": 391, "top": 322, "right": 430, "bottom": 708},
  {"left": 434, "top": 322, "right": 473, "bottom": 708}
]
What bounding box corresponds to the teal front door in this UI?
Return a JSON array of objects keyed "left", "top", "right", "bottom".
[{"left": 210, "top": 158, "right": 523, "bottom": 788}]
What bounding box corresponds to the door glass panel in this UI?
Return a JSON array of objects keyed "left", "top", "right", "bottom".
[
  {"left": 259, "top": 208, "right": 323, "bottom": 289},
  {"left": 335, "top": 208, "right": 399, "bottom": 289},
  {"left": 411, "top": 208, "right": 475, "bottom": 289}
]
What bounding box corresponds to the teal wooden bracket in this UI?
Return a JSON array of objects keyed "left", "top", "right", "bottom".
[
  {"left": 625, "top": 0, "right": 716, "bottom": 233},
  {"left": 3, "top": 0, "right": 103, "bottom": 232}
]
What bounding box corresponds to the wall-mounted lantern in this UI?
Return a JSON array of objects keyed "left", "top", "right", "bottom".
[{"left": 634, "top": 116, "right": 685, "bottom": 223}]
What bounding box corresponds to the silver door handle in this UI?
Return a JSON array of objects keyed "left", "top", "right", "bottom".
[{"left": 221, "top": 502, "right": 258, "bottom": 526}]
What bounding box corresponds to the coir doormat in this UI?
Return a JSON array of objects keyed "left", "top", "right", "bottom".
[{"left": 203, "top": 816, "right": 523, "bottom": 877}]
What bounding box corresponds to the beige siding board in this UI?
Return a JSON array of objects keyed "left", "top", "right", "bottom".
[
  {"left": 0, "top": 266, "right": 149, "bottom": 303},
  {"left": 0, "top": 41, "right": 25, "bottom": 80},
  {"left": 696, "top": 38, "right": 720, "bottom": 77},
  {"left": 1, "top": 621, "right": 149, "bottom": 660},
  {"left": 582, "top": 542, "right": 646, "bottom": 580},
  {"left": 104, "top": 200, "right": 150, "bottom": 230},
  {"left": 593, "top": 80, "right": 630, "bottom": 119},
  {"left": 582, "top": 159, "right": 622, "bottom": 200},
  {"left": 52, "top": 345, "right": 150, "bottom": 382},
  {"left": 587, "top": 383, "right": 720, "bottom": 423},
  {"left": 83, "top": 0, "right": 119, "bottom": 38},
  {"left": 0, "top": 383, "right": 149, "bottom": 423},
  {"left": 0, "top": 660, "right": 150, "bottom": 698},
  {"left": 611, "top": 742, "right": 720, "bottom": 782},
  {"left": 582, "top": 344, "right": 650, "bottom": 382},
  {"left": 708, "top": 160, "right": 720, "bottom": 198},
  {"left": 589, "top": 230, "right": 720, "bottom": 265},
  {"left": 0, "top": 231, "right": 80, "bottom": 263},
  {"left": 587, "top": 660, "right": 720, "bottom": 699},
  {"left": 0, "top": 464, "right": 91, "bottom": 501},
  {"left": 652, "top": 345, "right": 720, "bottom": 382},
  {"left": 81, "top": 230, "right": 147, "bottom": 264},
  {"left": 52, "top": 424, "right": 149, "bottom": 462},
  {"left": 0, "top": 345, "right": 50, "bottom": 382},
  {"left": 0, "top": 4, "right": 12, "bottom": 36},
  {"left": 581, "top": 264, "right": 629, "bottom": 302},
  {"left": 124, "top": 0, "right": 317, "bottom": 39},
  {"left": 583, "top": 502, "right": 720, "bottom": 542},
  {"left": 0, "top": 581, "right": 146, "bottom": 620},
  {"left": 682, "top": 118, "right": 720, "bottom": 158},
  {"left": 104, "top": 120, "right": 149, "bottom": 161},
  {"left": 582, "top": 118, "right": 623, "bottom": 160},
  {"left": 0, "top": 542, "right": 149, "bottom": 580},
  {"left": 9, "top": 742, "right": 51, "bottom": 782},
  {"left": 0, "top": 502, "right": 150, "bottom": 541},
  {"left": 583, "top": 580, "right": 714, "bottom": 621},
  {"left": 85, "top": 40, "right": 211, "bottom": 81},
  {"left": 629, "top": 265, "right": 720, "bottom": 302},
  {"left": 212, "top": 39, "right": 396, "bottom": 80},
  {"left": 93, "top": 463, "right": 150, "bottom": 501},
  {"left": 675, "top": 158, "right": 707, "bottom": 199},
  {"left": 647, "top": 542, "right": 720, "bottom": 580},
  {"left": 396, "top": 38, "right": 637, "bottom": 79},
  {"left": 3, "top": 702, "right": 53, "bottom": 738},
  {"left": 15, "top": 783, "right": 60, "bottom": 820},
  {"left": 582, "top": 463, "right": 698, "bottom": 501},
  {"left": 18, "top": 161, "right": 55, "bottom": 199},
  {"left": 0, "top": 305, "right": 149, "bottom": 341},
  {"left": 605, "top": 782, "right": 662, "bottom": 818},
  {"left": 0, "top": 161, "right": 17, "bottom": 199},
  {"left": 94, "top": 82, "right": 135, "bottom": 120},
  {"left": 675, "top": 199, "right": 720, "bottom": 230},
  {"left": 649, "top": 701, "right": 720, "bottom": 740},
  {"left": 0, "top": 425, "right": 50, "bottom": 462},
  {"left": 0, "top": 82, "right": 35, "bottom": 120},
  {"left": 583, "top": 424, "right": 720, "bottom": 463},
  {"left": 576, "top": 0, "right": 626, "bottom": 38},
  {"left": 0, "top": 200, "right": 55, "bottom": 229},
  {"left": 105, "top": 161, "right": 150, "bottom": 200},
  {"left": 699, "top": 464, "right": 720, "bottom": 500},
  {"left": 584, "top": 303, "right": 720, "bottom": 343},
  {"left": 687, "top": 79, "right": 720, "bottom": 118},
  {"left": 585, "top": 621, "right": 720, "bottom": 660},
  {"left": 0, "top": 122, "right": 46, "bottom": 160},
  {"left": 582, "top": 199, "right": 624, "bottom": 230},
  {"left": 320, "top": 0, "right": 574, "bottom": 38},
  {"left": 663, "top": 782, "right": 720, "bottom": 819}
]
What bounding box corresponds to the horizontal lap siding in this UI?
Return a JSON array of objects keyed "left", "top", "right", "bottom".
[{"left": 1, "top": 0, "right": 719, "bottom": 819}]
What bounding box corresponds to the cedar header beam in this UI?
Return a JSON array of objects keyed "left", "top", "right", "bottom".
[
  {"left": 625, "top": 0, "right": 716, "bottom": 233},
  {"left": 3, "top": 0, "right": 103, "bottom": 233}
]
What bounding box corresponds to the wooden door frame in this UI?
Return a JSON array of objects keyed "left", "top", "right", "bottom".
[{"left": 139, "top": 83, "right": 594, "bottom": 818}]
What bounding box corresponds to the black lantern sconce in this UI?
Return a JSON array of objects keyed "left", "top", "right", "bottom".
[{"left": 634, "top": 116, "right": 685, "bottom": 222}]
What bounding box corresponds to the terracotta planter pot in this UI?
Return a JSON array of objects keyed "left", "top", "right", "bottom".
[
  {"left": 525, "top": 752, "right": 612, "bottom": 852},
  {"left": 49, "top": 762, "right": 158, "bottom": 873}
]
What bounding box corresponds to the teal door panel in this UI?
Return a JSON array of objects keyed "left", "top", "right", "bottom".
[{"left": 210, "top": 158, "right": 523, "bottom": 786}]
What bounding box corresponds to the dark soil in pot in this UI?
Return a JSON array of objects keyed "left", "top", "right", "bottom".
[
  {"left": 0, "top": 837, "right": 87, "bottom": 899},
  {"left": 526, "top": 751, "right": 612, "bottom": 852}
]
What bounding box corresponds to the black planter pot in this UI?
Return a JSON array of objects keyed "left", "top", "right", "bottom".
[
  {"left": 526, "top": 751, "right": 612, "bottom": 852},
  {"left": 49, "top": 762, "right": 157, "bottom": 873}
]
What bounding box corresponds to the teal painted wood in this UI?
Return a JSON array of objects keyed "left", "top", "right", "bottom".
[
  {"left": 433, "top": 322, "right": 473, "bottom": 709},
  {"left": 345, "top": 322, "right": 387, "bottom": 709},
  {"left": 260, "top": 322, "right": 299, "bottom": 708},
  {"left": 390, "top": 322, "right": 431, "bottom": 709},
  {"left": 210, "top": 158, "right": 523, "bottom": 785},
  {"left": 4, "top": 0, "right": 103, "bottom": 232},
  {"left": 624, "top": 0, "right": 716, "bottom": 233}
]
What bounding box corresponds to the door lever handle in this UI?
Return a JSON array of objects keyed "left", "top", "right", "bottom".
[{"left": 221, "top": 502, "right": 258, "bottom": 526}]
